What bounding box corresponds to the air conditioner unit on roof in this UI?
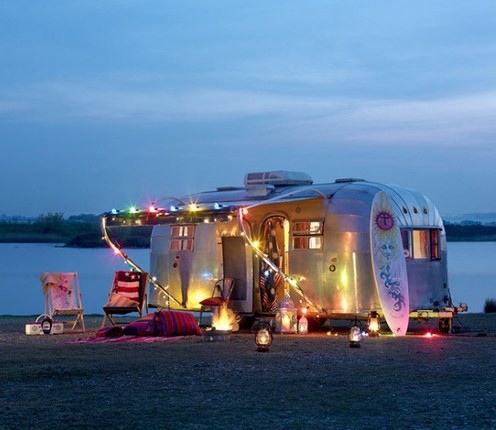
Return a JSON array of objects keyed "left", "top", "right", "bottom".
[{"left": 244, "top": 171, "right": 313, "bottom": 187}]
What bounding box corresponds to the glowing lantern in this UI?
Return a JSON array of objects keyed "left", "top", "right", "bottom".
[
  {"left": 255, "top": 322, "right": 273, "bottom": 352},
  {"left": 275, "top": 294, "right": 297, "bottom": 334},
  {"left": 367, "top": 311, "right": 381, "bottom": 336},
  {"left": 349, "top": 318, "right": 362, "bottom": 348},
  {"left": 298, "top": 308, "right": 308, "bottom": 335}
]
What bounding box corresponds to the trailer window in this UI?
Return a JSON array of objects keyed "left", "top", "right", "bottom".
[
  {"left": 292, "top": 221, "right": 323, "bottom": 250},
  {"left": 430, "top": 229, "right": 440, "bottom": 260},
  {"left": 404, "top": 228, "right": 441, "bottom": 260},
  {"left": 170, "top": 225, "right": 195, "bottom": 252},
  {"left": 401, "top": 230, "right": 411, "bottom": 258},
  {"left": 412, "top": 230, "right": 429, "bottom": 259}
]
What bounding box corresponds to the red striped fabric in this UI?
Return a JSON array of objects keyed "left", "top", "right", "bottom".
[
  {"left": 116, "top": 280, "right": 139, "bottom": 301},
  {"left": 155, "top": 311, "right": 202, "bottom": 336}
]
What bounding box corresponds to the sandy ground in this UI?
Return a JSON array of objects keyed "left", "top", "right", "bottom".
[{"left": 1, "top": 313, "right": 495, "bottom": 430}]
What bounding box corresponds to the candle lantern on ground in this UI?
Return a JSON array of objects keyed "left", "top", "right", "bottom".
[
  {"left": 298, "top": 308, "right": 308, "bottom": 335},
  {"left": 349, "top": 318, "right": 363, "bottom": 348},
  {"left": 255, "top": 321, "right": 273, "bottom": 352},
  {"left": 275, "top": 294, "right": 297, "bottom": 334},
  {"left": 367, "top": 311, "right": 380, "bottom": 336}
]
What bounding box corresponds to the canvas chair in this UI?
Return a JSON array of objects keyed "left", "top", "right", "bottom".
[
  {"left": 101, "top": 271, "right": 149, "bottom": 327},
  {"left": 41, "top": 272, "right": 85, "bottom": 332},
  {"left": 198, "top": 278, "right": 236, "bottom": 327}
]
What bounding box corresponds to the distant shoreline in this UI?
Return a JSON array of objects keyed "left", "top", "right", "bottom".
[{"left": 2, "top": 222, "right": 496, "bottom": 247}]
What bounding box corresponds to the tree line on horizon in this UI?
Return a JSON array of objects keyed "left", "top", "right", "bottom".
[{"left": 1, "top": 212, "right": 496, "bottom": 246}]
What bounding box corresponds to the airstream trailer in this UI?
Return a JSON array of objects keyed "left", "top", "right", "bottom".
[{"left": 102, "top": 171, "right": 459, "bottom": 334}]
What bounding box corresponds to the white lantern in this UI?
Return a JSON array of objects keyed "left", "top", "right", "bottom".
[
  {"left": 275, "top": 294, "right": 297, "bottom": 334},
  {"left": 349, "top": 319, "right": 363, "bottom": 348},
  {"left": 298, "top": 308, "right": 308, "bottom": 335}
]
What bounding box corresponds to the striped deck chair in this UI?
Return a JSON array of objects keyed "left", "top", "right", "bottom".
[
  {"left": 41, "top": 272, "right": 85, "bottom": 332},
  {"left": 101, "top": 271, "right": 149, "bottom": 327}
]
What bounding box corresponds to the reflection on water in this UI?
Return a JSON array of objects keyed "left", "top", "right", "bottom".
[
  {"left": 0, "top": 242, "right": 494, "bottom": 315},
  {"left": 0, "top": 243, "right": 149, "bottom": 315},
  {"left": 447, "top": 242, "right": 496, "bottom": 313}
]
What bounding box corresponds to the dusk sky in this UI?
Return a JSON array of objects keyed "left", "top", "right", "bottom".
[{"left": 2, "top": 1, "right": 496, "bottom": 218}]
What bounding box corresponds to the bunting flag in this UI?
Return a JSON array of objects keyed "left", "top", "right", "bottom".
[{"left": 259, "top": 219, "right": 284, "bottom": 312}]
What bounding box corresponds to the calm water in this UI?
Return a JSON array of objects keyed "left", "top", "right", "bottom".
[{"left": 0, "top": 242, "right": 494, "bottom": 315}]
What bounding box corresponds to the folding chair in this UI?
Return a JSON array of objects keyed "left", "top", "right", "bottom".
[
  {"left": 198, "top": 278, "right": 235, "bottom": 327},
  {"left": 41, "top": 272, "right": 85, "bottom": 332},
  {"left": 101, "top": 271, "right": 149, "bottom": 327}
]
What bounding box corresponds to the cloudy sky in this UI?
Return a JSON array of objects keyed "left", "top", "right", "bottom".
[{"left": 2, "top": 1, "right": 496, "bottom": 217}]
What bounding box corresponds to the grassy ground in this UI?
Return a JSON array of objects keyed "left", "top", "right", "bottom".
[{"left": 1, "top": 314, "right": 495, "bottom": 430}]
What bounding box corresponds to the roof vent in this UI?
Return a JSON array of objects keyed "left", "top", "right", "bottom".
[
  {"left": 244, "top": 171, "right": 313, "bottom": 187},
  {"left": 335, "top": 178, "right": 366, "bottom": 183}
]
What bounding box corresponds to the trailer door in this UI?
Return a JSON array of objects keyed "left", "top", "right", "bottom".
[{"left": 222, "top": 236, "right": 253, "bottom": 313}]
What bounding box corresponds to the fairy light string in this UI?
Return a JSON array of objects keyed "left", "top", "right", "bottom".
[
  {"left": 101, "top": 215, "right": 185, "bottom": 309},
  {"left": 236, "top": 186, "right": 329, "bottom": 313}
]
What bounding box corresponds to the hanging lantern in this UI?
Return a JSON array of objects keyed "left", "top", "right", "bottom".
[
  {"left": 255, "top": 322, "right": 273, "bottom": 352},
  {"left": 298, "top": 308, "right": 308, "bottom": 335},
  {"left": 349, "top": 318, "right": 362, "bottom": 348},
  {"left": 367, "top": 311, "right": 381, "bottom": 336},
  {"left": 275, "top": 294, "right": 297, "bottom": 334}
]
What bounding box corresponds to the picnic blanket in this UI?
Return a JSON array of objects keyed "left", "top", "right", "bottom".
[{"left": 61, "top": 335, "right": 183, "bottom": 344}]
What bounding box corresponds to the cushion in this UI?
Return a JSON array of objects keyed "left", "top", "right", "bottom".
[
  {"left": 105, "top": 292, "right": 139, "bottom": 308},
  {"left": 124, "top": 311, "right": 202, "bottom": 337},
  {"left": 199, "top": 297, "right": 224, "bottom": 307},
  {"left": 96, "top": 326, "right": 124, "bottom": 338},
  {"left": 123, "top": 321, "right": 150, "bottom": 336}
]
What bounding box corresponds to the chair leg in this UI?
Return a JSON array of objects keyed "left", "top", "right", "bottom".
[{"left": 101, "top": 314, "right": 109, "bottom": 328}]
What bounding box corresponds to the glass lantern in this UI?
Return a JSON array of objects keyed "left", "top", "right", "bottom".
[
  {"left": 275, "top": 294, "right": 297, "bottom": 334},
  {"left": 298, "top": 308, "right": 308, "bottom": 335},
  {"left": 349, "top": 319, "right": 363, "bottom": 348},
  {"left": 255, "top": 322, "right": 273, "bottom": 352},
  {"left": 367, "top": 311, "right": 381, "bottom": 336}
]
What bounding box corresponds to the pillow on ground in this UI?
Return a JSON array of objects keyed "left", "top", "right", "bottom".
[{"left": 124, "top": 310, "right": 202, "bottom": 337}]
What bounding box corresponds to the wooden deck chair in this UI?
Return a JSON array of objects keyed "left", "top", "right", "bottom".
[
  {"left": 41, "top": 272, "right": 85, "bottom": 332},
  {"left": 198, "top": 278, "right": 235, "bottom": 327},
  {"left": 101, "top": 271, "right": 149, "bottom": 327}
]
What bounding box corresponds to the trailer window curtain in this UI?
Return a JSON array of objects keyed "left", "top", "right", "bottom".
[
  {"left": 292, "top": 221, "right": 323, "bottom": 250},
  {"left": 401, "top": 229, "right": 441, "bottom": 260},
  {"left": 170, "top": 225, "right": 195, "bottom": 252}
]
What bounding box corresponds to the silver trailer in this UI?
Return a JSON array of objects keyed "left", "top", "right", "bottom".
[{"left": 102, "top": 171, "right": 459, "bottom": 332}]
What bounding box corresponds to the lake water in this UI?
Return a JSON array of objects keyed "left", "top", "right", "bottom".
[{"left": 0, "top": 242, "right": 494, "bottom": 315}]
